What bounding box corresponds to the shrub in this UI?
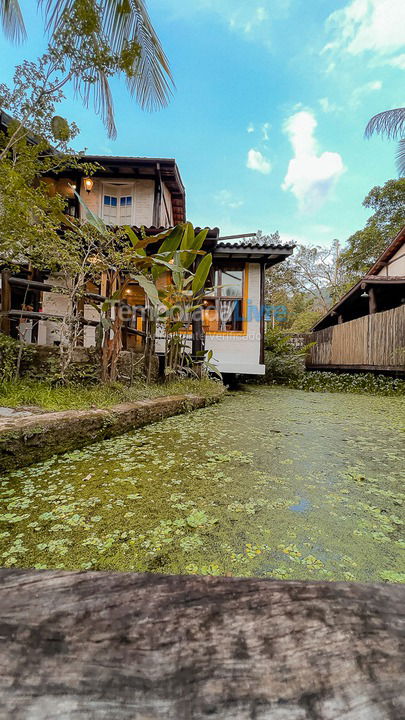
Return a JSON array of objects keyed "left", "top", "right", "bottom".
[
  {"left": 0, "top": 333, "right": 35, "bottom": 382},
  {"left": 262, "top": 329, "right": 309, "bottom": 384},
  {"left": 291, "top": 371, "right": 405, "bottom": 397}
]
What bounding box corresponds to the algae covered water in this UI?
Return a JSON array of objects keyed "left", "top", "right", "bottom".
[{"left": 0, "top": 386, "right": 404, "bottom": 582}]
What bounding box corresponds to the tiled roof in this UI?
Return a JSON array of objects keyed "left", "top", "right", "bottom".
[{"left": 216, "top": 239, "right": 295, "bottom": 250}]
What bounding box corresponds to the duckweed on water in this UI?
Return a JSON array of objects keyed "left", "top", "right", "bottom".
[{"left": 0, "top": 386, "right": 404, "bottom": 582}]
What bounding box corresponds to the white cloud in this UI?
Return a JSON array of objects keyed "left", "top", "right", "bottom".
[
  {"left": 319, "top": 97, "right": 340, "bottom": 113},
  {"left": 238, "top": 5, "right": 269, "bottom": 34},
  {"left": 282, "top": 110, "right": 345, "bottom": 212},
  {"left": 261, "top": 122, "right": 271, "bottom": 141},
  {"left": 247, "top": 149, "right": 272, "bottom": 174},
  {"left": 324, "top": 0, "right": 405, "bottom": 65},
  {"left": 247, "top": 122, "right": 255, "bottom": 133},
  {"left": 215, "top": 189, "right": 244, "bottom": 208},
  {"left": 385, "top": 53, "right": 405, "bottom": 70},
  {"left": 351, "top": 79, "right": 382, "bottom": 106},
  {"left": 157, "top": 0, "right": 282, "bottom": 46}
]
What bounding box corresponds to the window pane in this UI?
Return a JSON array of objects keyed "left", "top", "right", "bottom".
[
  {"left": 111, "top": 197, "right": 117, "bottom": 207},
  {"left": 219, "top": 299, "right": 243, "bottom": 331},
  {"left": 120, "top": 196, "right": 126, "bottom": 207},
  {"left": 126, "top": 196, "right": 132, "bottom": 206},
  {"left": 103, "top": 195, "right": 111, "bottom": 206},
  {"left": 221, "top": 270, "right": 243, "bottom": 298}
]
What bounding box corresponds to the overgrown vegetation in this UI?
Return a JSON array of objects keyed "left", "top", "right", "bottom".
[
  {"left": 291, "top": 371, "right": 405, "bottom": 397},
  {"left": 0, "top": 377, "right": 223, "bottom": 411},
  {"left": 262, "top": 328, "right": 308, "bottom": 384},
  {"left": 1, "top": 386, "right": 403, "bottom": 582}
]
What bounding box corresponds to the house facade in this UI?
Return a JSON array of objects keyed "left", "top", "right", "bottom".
[{"left": 1, "top": 155, "right": 294, "bottom": 377}]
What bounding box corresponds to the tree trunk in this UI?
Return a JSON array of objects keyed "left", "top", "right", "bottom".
[{"left": 0, "top": 570, "right": 404, "bottom": 719}]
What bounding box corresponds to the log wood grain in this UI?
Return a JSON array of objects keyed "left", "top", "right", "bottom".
[{"left": 0, "top": 570, "right": 404, "bottom": 720}]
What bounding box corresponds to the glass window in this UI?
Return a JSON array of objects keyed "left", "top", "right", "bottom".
[
  {"left": 221, "top": 270, "right": 243, "bottom": 298},
  {"left": 103, "top": 195, "right": 111, "bottom": 206},
  {"left": 120, "top": 196, "right": 132, "bottom": 207},
  {"left": 203, "top": 265, "right": 244, "bottom": 333},
  {"left": 111, "top": 196, "right": 117, "bottom": 207}
]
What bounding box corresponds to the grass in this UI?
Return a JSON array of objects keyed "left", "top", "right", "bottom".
[{"left": 0, "top": 378, "right": 224, "bottom": 412}]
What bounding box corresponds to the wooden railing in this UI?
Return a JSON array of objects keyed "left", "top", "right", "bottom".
[{"left": 307, "top": 305, "right": 405, "bottom": 372}]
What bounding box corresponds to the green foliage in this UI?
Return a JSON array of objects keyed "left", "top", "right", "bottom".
[
  {"left": 0, "top": 0, "right": 173, "bottom": 138},
  {"left": 289, "top": 310, "right": 322, "bottom": 333},
  {"left": 0, "top": 386, "right": 403, "bottom": 581},
  {"left": 291, "top": 371, "right": 405, "bottom": 397},
  {"left": 0, "top": 334, "right": 34, "bottom": 383},
  {"left": 262, "top": 328, "right": 309, "bottom": 384},
  {"left": 340, "top": 178, "right": 405, "bottom": 279}
]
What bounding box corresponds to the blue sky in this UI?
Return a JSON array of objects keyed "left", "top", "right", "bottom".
[{"left": 0, "top": 0, "right": 404, "bottom": 245}]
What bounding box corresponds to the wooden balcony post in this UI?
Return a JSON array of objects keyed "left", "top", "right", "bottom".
[
  {"left": 0, "top": 271, "right": 11, "bottom": 335},
  {"left": 369, "top": 287, "right": 377, "bottom": 314}
]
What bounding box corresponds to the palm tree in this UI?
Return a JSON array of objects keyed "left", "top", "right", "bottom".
[
  {"left": 365, "top": 108, "right": 405, "bottom": 177},
  {"left": 0, "top": 0, "right": 173, "bottom": 138}
]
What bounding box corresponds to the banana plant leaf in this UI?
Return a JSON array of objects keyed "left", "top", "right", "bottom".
[
  {"left": 192, "top": 253, "right": 212, "bottom": 295},
  {"left": 74, "top": 191, "right": 107, "bottom": 235}
]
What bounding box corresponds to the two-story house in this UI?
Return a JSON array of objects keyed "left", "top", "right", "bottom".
[{"left": 0, "top": 155, "right": 294, "bottom": 378}]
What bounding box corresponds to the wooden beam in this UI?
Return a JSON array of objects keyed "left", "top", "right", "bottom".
[
  {"left": 0, "top": 270, "right": 11, "bottom": 334},
  {"left": 369, "top": 286, "right": 377, "bottom": 314},
  {"left": 260, "top": 263, "right": 265, "bottom": 364},
  {"left": 0, "top": 570, "right": 404, "bottom": 719}
]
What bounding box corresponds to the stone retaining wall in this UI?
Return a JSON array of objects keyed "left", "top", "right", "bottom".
[{"left": 0, "top": 391, "right": 224, "bottom": 473}]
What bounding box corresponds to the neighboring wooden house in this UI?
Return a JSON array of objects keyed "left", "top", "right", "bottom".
[
  {"left": 0, "top": 154, "right": 294, "bottom": 378},
  {"left": 307, "top": 226, "right": 405, "bottom": 373}
]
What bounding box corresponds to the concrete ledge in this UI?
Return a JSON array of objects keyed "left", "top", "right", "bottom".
[{"left": 0, "top": 390, "right": 224, "bottom": 473}]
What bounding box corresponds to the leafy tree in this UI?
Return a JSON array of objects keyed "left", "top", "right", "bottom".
[
  {"left": 365, "top": 108, "right": 405, "bottom": 177},
  {"left": 0, "top": 0, "right": 173, "bottom": 137},
  {"left": 263, "top": 231, "right": 346, "bottom": 331},
  {"left": 0, "top": 22, "right": 102, "bottom": 270},
  {"left": 340, "top": 178, "right": 405, "bottom": 279}
]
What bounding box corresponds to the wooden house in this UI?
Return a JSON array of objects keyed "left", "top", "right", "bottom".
[
  {"left": 307, "top": 226, "right": 405, "bottom": 373},
  {"left": 0, "top": 154, "right": 294, "bottom": 378}
]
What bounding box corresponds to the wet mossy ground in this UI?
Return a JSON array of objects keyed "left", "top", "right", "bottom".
[{"left": 1, "top": 386, "right": 404, "bottom": 582}]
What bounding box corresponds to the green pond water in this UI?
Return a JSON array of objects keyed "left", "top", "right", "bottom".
[{"left": 1, "top": 386, "right": 404, "bottom": 582}]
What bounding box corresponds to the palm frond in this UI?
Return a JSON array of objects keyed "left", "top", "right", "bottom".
[
  {"left": 125, "top": 0, "right": 173, "bottom": 111},
  {"left": 365, "top": 107, "right": 405, "bottom": 140},
  {"left": 40, "top": 0, "right": 173, "bottom": 113},
  {"left": 396, "top": 139, "right": 405, "bottom": 177},
  {"left": 0, "top": 0, "right": 26, "bottom": 43}
]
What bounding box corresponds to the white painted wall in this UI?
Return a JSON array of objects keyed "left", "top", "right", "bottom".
[{"left": 376, "top": 243, "right": 405, "bottom": 277}]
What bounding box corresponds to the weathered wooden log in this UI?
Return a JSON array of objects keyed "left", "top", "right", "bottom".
[{"left": 0, "top": 570, "right": 404, "bottom": 720}]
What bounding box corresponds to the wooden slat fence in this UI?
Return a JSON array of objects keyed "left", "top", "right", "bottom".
[{"left": 307, "top": 305, "right": 405, "bottom": 371}]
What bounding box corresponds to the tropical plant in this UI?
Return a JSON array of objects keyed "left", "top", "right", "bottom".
[
  {"left": 0, "top": 0, "right": 173, "bottom": 138},
  {"left": 153, "top": 224, "right": 215, "bottom": 380},
  {"left": 73, "top": 200, "right": 215, "bottom": 383},
  {"left": 365, "top": 107, "right": 405, "bottom": 177}
]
